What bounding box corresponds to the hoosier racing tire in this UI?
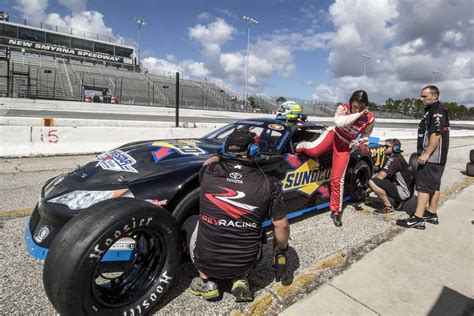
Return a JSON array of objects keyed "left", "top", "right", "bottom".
[
  {"left": 43, "top": 198, "right": 181, "bottom": 316},
  {"left": 467, "top": 162, "right": 474, "bottom": 177},
  {"left": 409, "top": 152, "right": 418, "bottom": 178},
  {"left": 348, "top": 160, "right": 371, "bottom": 202}
]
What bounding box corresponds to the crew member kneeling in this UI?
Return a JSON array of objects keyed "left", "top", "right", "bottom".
[
  {"left": 186, "top": 130, "right": 290, "bottom": 302},
  {"left": 368, "top": 139, "right": 414, "bottom": 213}
]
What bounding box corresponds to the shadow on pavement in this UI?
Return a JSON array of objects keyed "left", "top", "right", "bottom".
[
  {"left": 428, "top": 286, "right": 473, "bottom": 316},
  {"left": 150, "top": 237, "right": 301, "bottom": 312},
  {"left": 366, "top": 195, "right": 418, "bottom": 215}
]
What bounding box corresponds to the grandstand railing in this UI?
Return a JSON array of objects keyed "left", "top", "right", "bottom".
[{"left": 0, "top": 52, "right": 415, "bottom": 118}]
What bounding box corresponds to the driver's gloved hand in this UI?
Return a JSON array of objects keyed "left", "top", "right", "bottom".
[{"left": 273, "top": 245, "right": 288, "bottom": 282}]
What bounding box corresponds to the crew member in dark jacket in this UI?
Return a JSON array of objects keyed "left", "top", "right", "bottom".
[
  {"left": 187, "top": 129, "right": 290, "bottom": 302},
  {"left": 397, "top": 85, "right": 449, "bottom": 229}
]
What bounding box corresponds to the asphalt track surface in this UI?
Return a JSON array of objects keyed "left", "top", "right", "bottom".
[
  {"left": 1, "top": 137, "right": 473, "bottom": 314},
  {"left": 4, "top": 109, "right": 474, "bottom": 130}
]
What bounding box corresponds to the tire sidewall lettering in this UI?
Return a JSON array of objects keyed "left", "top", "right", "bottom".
[{"left": 89, "top": 216, "right": 153, "bottom": 260}]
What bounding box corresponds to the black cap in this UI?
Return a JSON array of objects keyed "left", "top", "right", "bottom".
[{"left": 226, "top": 130, "right": 253, "bottom": 153}]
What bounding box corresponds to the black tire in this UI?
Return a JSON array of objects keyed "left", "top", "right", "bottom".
[
  {"left": 172, "top": 187, "right": 200, "bottom": 226},
  {"left": 467, "top": 162, "right": 474, "bottom": 177},
  {"left": 470, "top": 149, "right": 474, "bottom": 163},
  {"left": 409, "top": 152, "right": 418, "bottom": 177},
  {"left": 348, "top": 160, "right": 371, "bottom": 202},
  {"left": 43, "top": 198, "right": 180, "bottom": 315}
]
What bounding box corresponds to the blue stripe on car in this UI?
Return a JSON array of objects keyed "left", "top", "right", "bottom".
[{"left": 25, "top": 218, "right": 133, "bottom": 262}]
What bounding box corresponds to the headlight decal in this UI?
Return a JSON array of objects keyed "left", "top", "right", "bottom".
[{"left": 48, "top": 189, "right": 130, "bottom": 210}]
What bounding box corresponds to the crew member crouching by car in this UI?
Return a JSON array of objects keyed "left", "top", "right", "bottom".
[
  {"left": 185, "top": 129, "right": 290, "bottom": 302},
  {"left": 368, "top": 139, "right": 414, "bottom": 213}
]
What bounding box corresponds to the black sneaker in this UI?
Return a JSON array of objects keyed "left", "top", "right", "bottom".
[
  {"left": 330, "top": 212, "right": 342, "bottom": 227},
  {"left": 231, "top": 277, "right": 254, "bottom": 302},
  {"left": 189, "top": 277, "right": 220, "bottom": 300},
  {"left": 423, "top": 210, "right": 439, "bottom": 225},
  {"left": 396, "top": 215, "right": 425, "bottom": 230}
]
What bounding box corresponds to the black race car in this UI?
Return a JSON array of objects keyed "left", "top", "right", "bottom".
[{"left": 25, "top": 118, "right": 386, "bottom": 315}]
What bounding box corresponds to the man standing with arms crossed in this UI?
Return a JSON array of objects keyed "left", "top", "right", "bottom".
[{"left": 397, "top": 85, "right": 450, "bottom": 229}]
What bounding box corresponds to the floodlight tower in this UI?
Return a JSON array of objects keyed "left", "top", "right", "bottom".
[
  {"left": 362, "top": 54, "right": 371, "bottom": 77},
  {"left": 243, "top": 15, "right": 258, "bottom": 107},
  {"left": 134, "top": 17, "right": 146, "bottom": 67},
  {"left": 432, "top": 70, "right": 439, "bottom": 83}
]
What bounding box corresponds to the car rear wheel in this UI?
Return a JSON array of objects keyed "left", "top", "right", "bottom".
[
  {"left": 43, "top": 198, "right": 180, "bottom": 315},
  {"left": 349, "top": 160, "right": 371, "bottom": 202},
  {"left": 172, "top": 187, "right": 200, "bottom": 226}
]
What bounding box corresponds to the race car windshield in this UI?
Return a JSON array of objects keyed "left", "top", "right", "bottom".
[{"left": 203, "top": 122, "right": 286, "bottom": 154}]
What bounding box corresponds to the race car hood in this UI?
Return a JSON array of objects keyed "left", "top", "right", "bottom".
[{"left": 59, "top": 138, "right": 220, "bottom": 189}]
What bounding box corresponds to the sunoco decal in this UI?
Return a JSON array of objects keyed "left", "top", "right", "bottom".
[
  {"left": 281, "top": 159, "right": 331, "bottom": 196},
  {"left": 151, "top": 140, "right": 207, "bottom": 162},
  {"left": 96, "top": 150, "right": 138, "bottom": 173}
]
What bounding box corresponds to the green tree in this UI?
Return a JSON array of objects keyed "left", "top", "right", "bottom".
[
  {"left": 248, "top": 96, "right": 256, "bottom": 109},
  {"left": 368, "top": 101, "right": 379, "bottom": 110}
]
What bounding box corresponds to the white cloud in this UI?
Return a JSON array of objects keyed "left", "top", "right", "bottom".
[
  {"left": 14, "top": 0, "right": 125, "bottom": 44},
  {"left": 197, "top": 12, "right": 210, "bottom": 22},
  {"left": 442, "top": 30, "right": 464, "bottom": 47},
  {"left": 185, "top": 17, "right": 333, "bottom": 93},
  {"left": 312, "top": 0, "right": 473, "bottom": 105},
  {"left": 142, "top": 57, "right": 210, "bottom": 78},
  {"left": 188, "top": 18, "right": 236, "bottom": 57},
  {"left": 14, "top": 0, "right": 48, "bottom": 24}
]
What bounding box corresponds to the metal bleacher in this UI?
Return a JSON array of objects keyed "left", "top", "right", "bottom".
[
  {"left": 0, "top": 53, "right": 415, "bottom": 119},
  {"left": 1, "top": 52, "right": 238, "bottom": 111}
]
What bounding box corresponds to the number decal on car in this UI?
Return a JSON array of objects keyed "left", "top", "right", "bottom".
[{"left": 370, "top": 147, "right": 386, "bottom": 168}]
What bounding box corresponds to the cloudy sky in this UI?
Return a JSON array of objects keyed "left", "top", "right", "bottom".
[{"left": 3, "top": 0, "right": 473, "bottom": 105}]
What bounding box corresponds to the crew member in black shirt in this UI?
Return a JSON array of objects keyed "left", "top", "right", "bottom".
[
  {"left": 369, "top": 139, "right": 413, "bottom": 213},
  {"left": 187, "top": 129, "right": 290, "bottom": 302},
  {"left": 397, "top": 85, "right": 450, "bottom": 229}
]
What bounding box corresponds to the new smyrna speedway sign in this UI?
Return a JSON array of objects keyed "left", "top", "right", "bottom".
[{"left": 6, "top": 38, "right": 132, "bottom": 64}]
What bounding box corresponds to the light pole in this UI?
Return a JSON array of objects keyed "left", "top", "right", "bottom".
[
  {"left": 134, "top": 17, "right": 146, "bottom": 68},
  {"left": 432, "top": 70, "right": 439, "bottom": 83},
  {"left": 362, "top": 54, "right": 371, "bottom": 77},
  {"left": 243, "top": 15, "right": 258, "bottom": 107}
]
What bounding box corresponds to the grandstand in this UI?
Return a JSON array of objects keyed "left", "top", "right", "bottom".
[{"left": 0, "top": 13, "right": 413, "bottom": 119}]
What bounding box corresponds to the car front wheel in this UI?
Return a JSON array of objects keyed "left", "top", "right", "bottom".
[{"left": 43, "top": 198, "right": 180, "bottom": 315}]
